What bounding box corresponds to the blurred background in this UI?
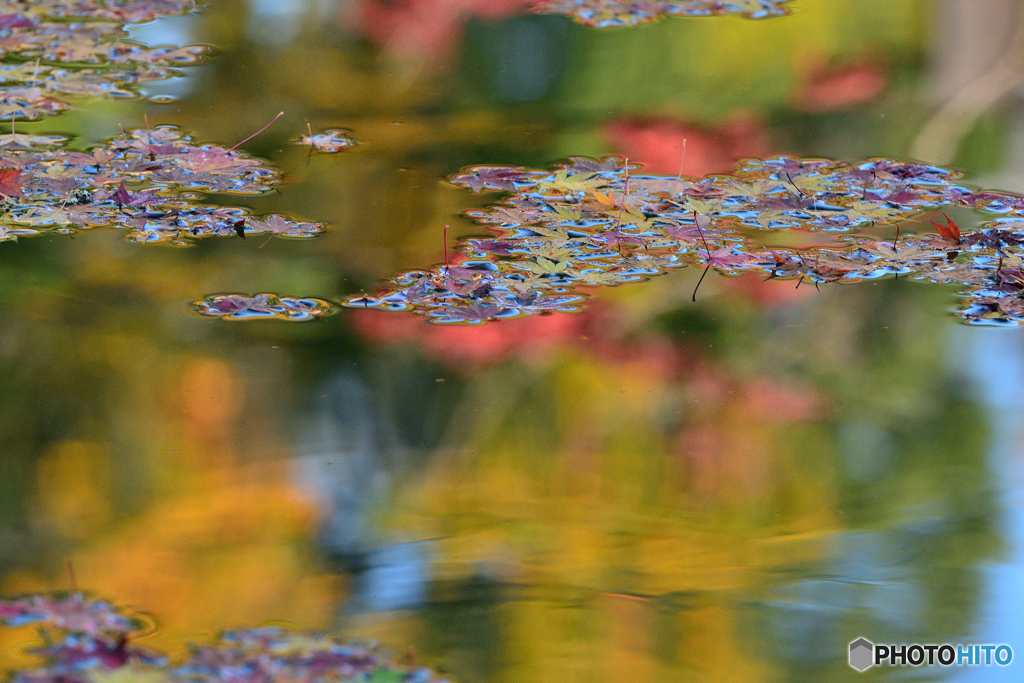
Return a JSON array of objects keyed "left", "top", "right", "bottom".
[{"left": 0, "top": 0, "right": 1023, "bottom": 680}]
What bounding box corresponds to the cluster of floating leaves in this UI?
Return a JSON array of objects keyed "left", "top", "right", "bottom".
[
  {"left": 1, "top": 592, "right": 447, "bottom": 683},
  {"left": 529, "top": 0, "right": 794, "bottom": 27},
  {"left": 339, "top": 155, "right": 1024, "bottom": 326},
  {"left": 0, "top": 125, "right": 322, "bottom": 245},
  {"left": 0, "top": 0, "right": 206, "bottom": 120},
  {"left": 194, "top": 293, "right": 334, "bottom": 321}
]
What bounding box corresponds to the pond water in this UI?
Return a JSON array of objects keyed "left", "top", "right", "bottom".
[{"left": 1, "top": 0, "right": 1023, "bottom": 681}]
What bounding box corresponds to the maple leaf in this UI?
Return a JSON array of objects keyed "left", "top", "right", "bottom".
[
  {"left": 726, "top": 178, "right": 778, "bottom": 197},
  {"left": 441, "top": 272, "right": 490, "bottom": 296},
  {"left": 547, "top": 203, "right": 583, "bottom": 223},
  {"left": 0, "top": 133, "right": 64, "bottom": 149},
  {"left": 521, "top": 255, "right": 569, "bottom": 275},
  {"left": 963, "top": 227, "right": 1024, "bottom": 250},
  {"left": 17, "top": 206, "right": 71, "bottom": 225},
  {"left": 840, "top": 200, "right": 903, "bottom": 225},
  {"left": 663, "top": 219, "right": 718, "bottom": 243},
  {"left": 864, "top": 240, "right": 944, "bottom": 262},
  {"left": 181, "top": 147, "right": 257, "bottom": 174},
  {"left": 612, "top": 206, "right": 661, "bottom": 232},
  {"left": 930, "top": 214, "right": 961, "bottom": 245},
  {"left": 870, "top": 184, "right": 925, "bottom": 206},
  {"left": 701, "top": 247, "right": 752, "bottom": 270},
  {"left": 468, "top": 239, "right": 515, "bottom": 256},
  {"left": 564, "top": 157, "right": 619, "bottom": 173},
  {"left": 505, "top": 274, "right": 555, "bottom": 293},
  {"left": 568, "top": 268, "right": 626, "bottom": 285},
  {"left": 247, "top": 214, "right": 322, "bottom": 238},
  {"left": 112, "top": 181, "right": 161, "bottom": 207},
  {"left": 494, "top": 292, "right": 582, "bottom": 312},
  {"left": 590, "top": 228, "right": 646, "bottom": 248},
  {"left": 529, "top": 241, "right": 579, "bottom": 261},
  {"left": 749, "top": 208, "right": 798, "bottom": 229},
  {"left": 529, "top": 225, "right": 573, "bottom": 240},
  {"left": 542, "top": 170, "right": 607, "bottom": 193},
  {"left": 471, "top": 205, "right": 544, "bottom": 226},
  {"left": 451, "top": 166, "right": 531, "bottom": 192},
  {"left": 440, "top": 303, "right": 507, "bottom": 323},
  {"left": 675, "top": 198, "right": 722, "bottom": 215},
  {"left": 0, "top": 166, "right": 24, "bottom": 198},
  {"left": 388, "top": 278, "right": 432, "bottom": 303},
  {"left": 786, "top": 172, "right": 831, "bottom": 195},
  {"left": 869, "top": 159, "right": 948, "bottom": 183},
  {"left": 584, "top": 188, "right": 617, "bottom": 210}
]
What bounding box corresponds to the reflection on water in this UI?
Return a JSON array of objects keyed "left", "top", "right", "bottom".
[{"left": 0, "top": 0, "right": 1022, "bottom": 681}]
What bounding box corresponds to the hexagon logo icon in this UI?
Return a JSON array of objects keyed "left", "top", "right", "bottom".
[{"left": 849, "top": 638, "right": 874, "bottom": 671}]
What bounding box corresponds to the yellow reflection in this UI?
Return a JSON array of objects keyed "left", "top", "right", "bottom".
[{"left": 36, "top": 442, "right": 112, "bottom": 539}]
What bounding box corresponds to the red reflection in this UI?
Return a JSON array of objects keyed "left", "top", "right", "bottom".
[
  {"left": 723, "top": 272, "right": 815, "bottom": 308},
  {"left": 794, "top": 60, "right": 887, "bottom": 112},
  {"left": 352, "top": 307, "right": 584, "bottom": 366},
  {"left": 677, "top": 364, "right": 823, "bottom": 500},
  {"left": 348, "top": 0, "right": 528, "bottom": 60},
  {"left": 603, "top": 115, "right": 769, "bottom": 177},
  {"left": 741, "top": 377, "right": 821, "bottom": 423}
]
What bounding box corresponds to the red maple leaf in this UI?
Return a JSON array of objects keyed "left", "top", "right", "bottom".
[
  {"left": 703, "top": 247, "right": 751, "bottom": 270},
  {"left": 930, "top": 214, "right": 961, "bottom": 245},
  {"left": 0, "top": 167, "right": 25, "bottom": 199},
  {"left": 112, "top": 181, "right": 160, "bottom": 208}
]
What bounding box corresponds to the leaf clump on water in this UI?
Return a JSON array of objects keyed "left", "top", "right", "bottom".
[
  {"left": 0, "top": 0, "right": 208, "bottom": 120},
  {"left": 529, "top": 0, "right": 795, "bottom": 27},
  {"left": 193, "top": 293, "right": 334, "bottom": 321},
  {"left": 0, "top": 124, "right": 323, "bottom": 245},
  {"left": 0, "top": 591, "right": 448, "bottom": 683},
  {"left": 341, "top": 154, "right": 1024, "bottom": 326}
]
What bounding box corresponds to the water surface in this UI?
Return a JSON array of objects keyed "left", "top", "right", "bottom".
[{"left": 1, "top": 1, "right": 1023, "bottom": 681}]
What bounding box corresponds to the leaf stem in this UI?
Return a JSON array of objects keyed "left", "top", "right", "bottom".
[
  {"left": 614, "top": 158, "right": 630, "bottom": 230},
  {"left": 692, "top": 265, "right": 710, "bottom": 303},
  {"left": 693, "top": 210, "right": 712, "bottom": 258},
  {"left": 443, "top": 224, "right": 450, "bottom": 271},
  {"left": 229, "top": 111, "right": 284, "bottom": 152}
]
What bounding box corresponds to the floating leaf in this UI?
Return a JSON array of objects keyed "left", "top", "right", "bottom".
[{"left": 298, "top": 128, "right": 355, "bottom": 154}]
